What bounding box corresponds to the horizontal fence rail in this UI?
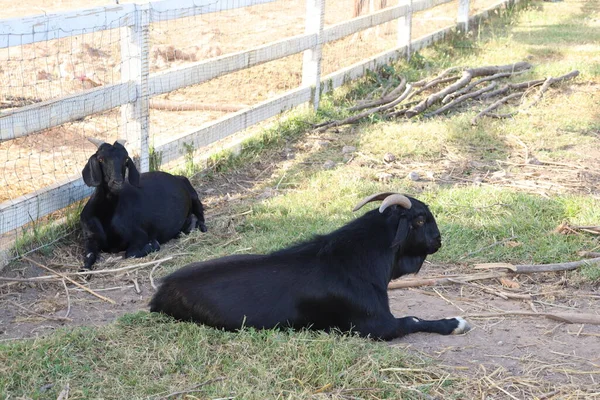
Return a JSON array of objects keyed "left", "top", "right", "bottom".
[{"left": 0, "top": 0, "right": 518, "bottom": 240}]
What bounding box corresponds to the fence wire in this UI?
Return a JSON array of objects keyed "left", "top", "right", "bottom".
[{"left": 1, "top": 0, "right": 510, "bottom": 262}]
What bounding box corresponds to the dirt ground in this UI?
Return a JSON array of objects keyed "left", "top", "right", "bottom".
[{"left": 1, "top": 128, "right": 600, "bottom": 398}]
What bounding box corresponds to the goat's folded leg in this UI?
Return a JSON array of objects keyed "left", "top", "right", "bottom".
[
  {"left": 81, "top": 217, "right": 107, "bottom": 270},
  {"left": 396, "top": 316, "right": 471, "bottom": 336}
]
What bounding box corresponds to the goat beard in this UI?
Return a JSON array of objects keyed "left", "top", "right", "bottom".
[{"left": 392, "top": 255, "right": 427, "bottom": 279}]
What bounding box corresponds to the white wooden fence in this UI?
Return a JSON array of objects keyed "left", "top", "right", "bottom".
[{"left": 0, "top": 0, "right": 515, "bottom": 239}]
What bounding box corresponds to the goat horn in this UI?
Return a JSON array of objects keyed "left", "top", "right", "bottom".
[
  {"left": 115, "top": 139, "right": 127, "bottom": 146},
  {"left": 86, "top": 137, "right": 106, "bottom": 148},
  {"left": 378, "top": 194, "right": 412, "bottom": 212},
  {"left": 352, "top": 192, "right": 398, "bottom": 212}
]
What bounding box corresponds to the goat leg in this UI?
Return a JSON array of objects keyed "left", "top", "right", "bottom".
[
  {"left": 81, "top": 217, "right": 107, "bottom": 270},
  {"left": 396, "top": 316, "right": 471, "bottom": 336}
]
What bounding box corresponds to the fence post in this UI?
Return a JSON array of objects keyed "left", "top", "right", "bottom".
[
  {"left": 457, "top": 0, "right": 470, "bottom": 33},
  {"left": 302, "top": 0, "right": 325, "bottom": 110},
  {"left": 120, "top": 3, "right": 150, "bottom": 172},
  {"left": 398, "top": 0, "right": 412, "bottom": 61}
]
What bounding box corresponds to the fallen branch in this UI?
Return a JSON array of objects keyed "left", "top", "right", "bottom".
[
  {"left": 526, "top": 70, "right": 580, "bottom": 109},
  {"left": 61, "top": 279, "right": 71, "bottom": 319},
  {"left": 479, "top": 78, "right": 545, "bottom": 100},
  {"left": 467, "top": 310, "right": 600, "bottom": 325},
  {"left": 424, "top": 81, "right": 497, "bottom": 118},
  {"left": 0, "top": 256, "right": 175, "bottom": 283},
  {"left": 579, "top": 251, "right": 600, "bottom": 258},
  {"left": 474, "top": 257, "right": 600, "bottom": 274},
  {"left": 349, "top": 76, "right": 406, "bottom": 112},
  {"left": 315, "top": 84, "right": 412, "bottom": 132},
  {"left": 405, "top": 62, "right": 532, "bottom": 118},
  {"left": 389, "top": 257, "right": 600, "bottom": 290},
  {"left": 23, "top": 256, "right": 116, "bottom": 304},
  {"left": 471, "top": 92, "right": 523, "bottom": 125},
  {"left": 442, "top": 71, "right": 515, "bottom": 103},
  {"left": 388, "top": 271, "right": 506, "bottom": 290}
]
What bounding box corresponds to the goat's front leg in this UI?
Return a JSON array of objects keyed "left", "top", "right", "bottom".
[
  {"left": 112, "top": 216, "right": 156, "bottom": 259},
  {"left": 396, "top": 316, "right": 471, "bottom": 336},
  {"left": 81, "top": 217, "right": 107, "bottom": 270}
]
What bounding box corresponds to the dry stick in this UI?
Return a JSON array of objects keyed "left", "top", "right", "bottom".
[
  {"left": 511, "top": 257, "right": 600, "bottom": 274},
  {"left": 526, "top": 70, "right": 580, "bottom": 109},
  {"left": 388, "top": 257, "right": 600, "bottom": 290},
  {"left": 442, "top": 71, "right": 514, "bottom": 104},
  {"left": 388, "top": 271, "right": 507, "bottom": 290},
  {"left": 56, "top": 384, "right": 70, "bottom": 400},
  {"left": 61, "top": 279, "right": 71, "bottom": 319},
  {"left": 467, "top": 310, "right": 600, "bottom": 325},
  {"left": 149, "top": 99, "right": 247, "bottom": 112},
  {"left": 424, "top": 81, "right": 497, "bottom": 118},
  {"left": 23, "top": 256, "right": 116, "bottom": 304},
  {"left": 349, "top": 76, "right": 407, "bottom": 111},
  {"left": 0, "top": 256, "right": 176, "bottom": 283},
  {"left": 8, "top": 300, "right": 72, "bottom": 322},
  {"left": 412, "top": 66, "right": 464, "bottom": 87},
  {"left": 405, "top": 62, "right": 532, "bottom": 117},
  {"left": 315, "top": 84, "right": 412, "bottom": 132},
  {"left": 479, "top": 78, "right": 546, "bottom": 100},
  {"left": 149, "top": 262, "right": 166, "bottom": 290},
  {"left": 471, "top": 92, "right": 523, "bottom": 125},
  {"left": 580, "top": 251, "right": 600, "bottom": 258}
]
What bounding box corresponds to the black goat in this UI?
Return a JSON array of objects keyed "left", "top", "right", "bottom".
[
  {"left": 80, "top": 138, "right": 207, "bottom": 270},
  {"left": 150, "top": 192, "right": 470, "bottom": 340}
]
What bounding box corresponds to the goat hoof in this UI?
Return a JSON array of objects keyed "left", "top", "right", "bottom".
[
  {"left": 450, "top": 317, "right": 471, "bottom": 335},
  {"left": 198, "top": 223, "right": 207, "bottom": 233}
]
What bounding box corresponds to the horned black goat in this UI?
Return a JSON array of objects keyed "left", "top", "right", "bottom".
[
  {"left": 150, "top": 192, "right": 471, "bottom": 340},
  {"left": 80, "top": 138, "right": 207, "bottom": 270}
]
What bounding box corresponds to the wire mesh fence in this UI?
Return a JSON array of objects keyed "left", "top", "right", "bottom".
[{"left": 0, "top": 0, "right": 515, "bottom": 265}]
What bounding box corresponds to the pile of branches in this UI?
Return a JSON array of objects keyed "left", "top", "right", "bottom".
[{"left": 315, "top": 62, "right": 579, "bottom": 132}]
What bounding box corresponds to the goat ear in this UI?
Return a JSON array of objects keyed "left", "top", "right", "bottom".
[
  {"left": 82, "top": 155, "right": 102, "bottom": 187},
  {"left": 390, "top": 217, "right": 410, "bottom": 248},
  {"left": 126, "top": 158, "right": 140, "bottom": 187}
]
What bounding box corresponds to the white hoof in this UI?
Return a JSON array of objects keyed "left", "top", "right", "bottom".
[{"left": 450, "top": 317, "right": 472, "bottom": 335}]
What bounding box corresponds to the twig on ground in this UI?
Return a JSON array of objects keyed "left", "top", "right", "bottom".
[
  {"left": 56, "top": 384, "right": 70, "bottom": 400},
  {"left": 315, "top": 84, "right": 412, "bottom": 132},
  {"left": 405, "top": 62, "right": 532, "bottom": 118},
  {"left": 389, "top": 257, "right": 600, "bottom": 291},
  {"left": 0, "top": 256, "right": 176, "bottom": 283},
  {"left": 467, "top": 310, "right": 600, "bottom": 325},
  {"left": 349, "top": 76, "right": 407, "bottom": 111},
  {"left": 150, "top": 262, "right": 166, "bottom": 290},
  {"left": 8, "top": 300, "right": 72, "bottom": 322},
  {"left": 132, "top": 278, "right": 141, "bottom": 294},
  {"left": 471, "top": 92, "right": 523, "bottom": 125},
  {"left": 23, "top": 256, "right": 116, "bottom": 304},
  {"left": 61, "top": 279, "right": 71, "bottom": 319},
  {"left": 425, "top": 81, "right": 497, "bottom": 118},
  {"left": 442, "top": 71, "right": 518, "bottom": 103},
  {"left": 526, "top": 70, "right": 580, "bottom": 109}
]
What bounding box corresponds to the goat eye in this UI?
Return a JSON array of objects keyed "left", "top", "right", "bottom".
[
  {"left": 97, "top": 157, "right": 104, "bottom": 163},
  {"left": 415, "top": 218, "right": 425, "bottom": 227}
]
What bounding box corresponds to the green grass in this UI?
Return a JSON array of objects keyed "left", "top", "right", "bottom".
[
  {"left": 2, "top": 0, "right": 600, "bottom": 398},
  {"left": 0, "top": 312, "right": 461, "bottom": 399}
]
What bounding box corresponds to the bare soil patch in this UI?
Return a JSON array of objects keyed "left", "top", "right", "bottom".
[{"left": 2, "top": 124, "right": 600, "bottom": 398}]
